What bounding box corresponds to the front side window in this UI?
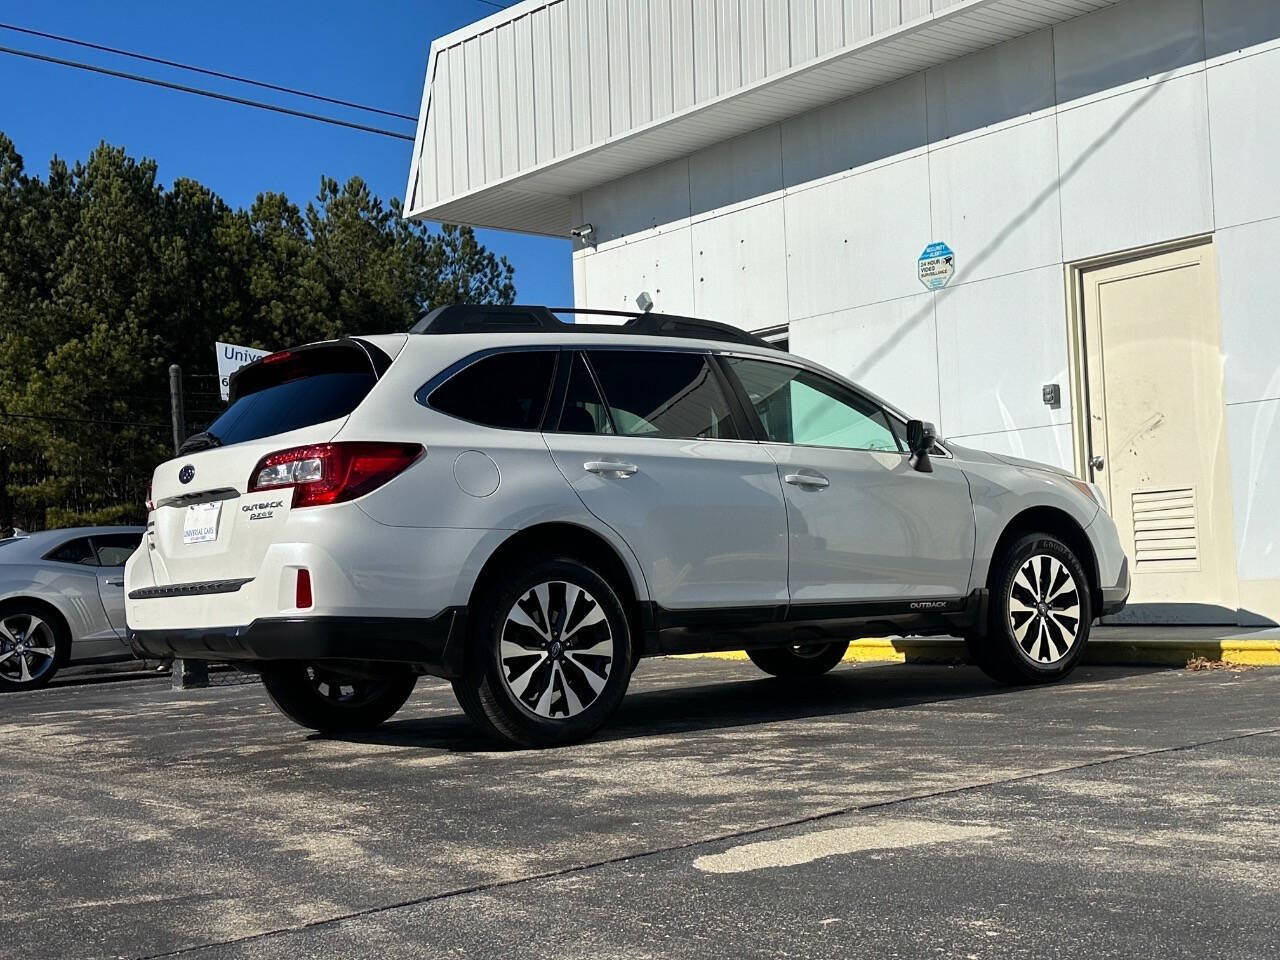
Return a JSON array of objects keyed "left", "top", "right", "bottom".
[
  {"left": 725, "top": 357, "right": 900, "bottom": 452},
  {"left": 428, "top": 350, "right": 557, "bottom": 430},
  {"left": 585, "top": 350, "right": 738, "bottom": 441}
]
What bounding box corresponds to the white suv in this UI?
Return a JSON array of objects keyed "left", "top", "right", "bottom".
[{"left": 126, "top": 306, "right": 1129, "bottom": 747}]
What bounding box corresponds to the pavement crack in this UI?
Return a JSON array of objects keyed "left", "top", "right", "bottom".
[{"left": 133, "top": 724, "right": 1280, "bottom": 960}]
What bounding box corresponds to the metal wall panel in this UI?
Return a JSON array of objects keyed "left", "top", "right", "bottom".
[
  {"left": 763, "top": 0, "right": 791, "bottom": 76},
  {"left": 693, "top": 0, "right": 719, "bottom": 103},
  {"left": 629, "top": 0, "right": 654, "bottom": 126},
  {"left": 567, "top": 0, "right": 593, "bottom": 150},
  {"left": 740, "top": 0, "right": 768, "bottom": 84},
  {"left": 464, "top": 37, "right": 486, "bottom": 190},
  {"left": 479, "top": 31, "right": 502, "bottom": 181},
  {"left": 670, "top": 0, "right": 696, "bottom": 111},
  {"left": 513, "top": 15, "right": 537, "bottom": 170},
  {"left": 649, "top": 0, "right": 674, "bottom": 118},
  {"left": 449, "top": 47, "right": 469, "bottom": 192},
  {"left": 902, "top": 0, "right": 933, "bottom": 22},
  {"left": 549, "top": 1, "right": 573, "bottom": 156},
  {"left": 845, "top": 0, "right": 873, "bottom": 42},
  {"left": 496, "top": 24, "right": 520, "bottom": 177},
  {"left": 717, "top": 0, "right": 743, "bottom": 92},
  {"left": 872, "top": 0, "right": 902, "bottom": 32},
  {"left": 588, "top": 0, "right": 612, "bottom": 141},
  {"left": 532, "top": 9, "right": 555, "bottom": 164},
  {"left": 790, "top": 0, "right": 818, "bottom": 64},
  {"left": 430, "top": 47, "right": 453, "bottom": 201},
  {"left": 607, "top": 0, "right": 632, "bottom": 134},
  {"left": 816, "top": 0, "right": 845, "bottom": 54}
]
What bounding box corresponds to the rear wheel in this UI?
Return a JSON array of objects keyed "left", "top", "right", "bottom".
[
  {"left": 261, "top": 663, "right": 417, "bottom": 732},
  {"left": 969, "top": 532, "right": 1092, "bottom": 684},
  {"left": 453, "top": 557, "right": 632, "bottom": 748},
  {"left": 0, "top": 606, "right": 66, "bottom": 693},
  {"left": 747, "top": 641, "right": 849, "bottom": 678}
]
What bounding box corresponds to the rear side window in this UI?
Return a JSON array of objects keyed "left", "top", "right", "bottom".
[
  {"left": 555, "top": 353, "right": 615, "bottom": 434},
  {"left": 93, "top": 533, "right": 142, "bottom": 567},
  {"left": 200, "top": 345, "right": 381, "bottom": 448},
  {"left": 428, "top": 351, "right": 556, "bottom": 430},
  {"left": 586, "top": 351, "right": 738, "bottom": 440},
  {"left": 45, "top": 538, "right": 98, "bottom": 566}
]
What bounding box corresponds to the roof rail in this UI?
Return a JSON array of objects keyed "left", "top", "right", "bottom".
[{"left": 409, "top": 304, "right": 779, "bottom": 350}]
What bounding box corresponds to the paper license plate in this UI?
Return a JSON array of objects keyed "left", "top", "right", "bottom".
[{"left": 182, "top": 501, "right": 222, "bottom": 544}]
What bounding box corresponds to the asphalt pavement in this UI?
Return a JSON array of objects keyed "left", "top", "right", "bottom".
[{"left": 2, "top": 658, "right": 1277, "bottom": 960}]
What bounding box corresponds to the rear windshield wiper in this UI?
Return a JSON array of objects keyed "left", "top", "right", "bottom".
[{"left": 178, "top": 430, "right": 222, "bottom": 454}]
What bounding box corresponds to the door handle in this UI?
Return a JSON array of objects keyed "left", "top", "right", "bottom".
[
  {"left": 104, "top": 578, "right": 124, "bottom": 587},
  {"left": 1089, "top": 455, "right": 1105, "bottom": 471},
  {"left": 584, "top": 460, "right": 639, "bottom": 477},
  {"left": 784, "top": 472, "right": 829, "bottom": 489}
]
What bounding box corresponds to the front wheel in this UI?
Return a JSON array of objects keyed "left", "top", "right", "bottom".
[
  {"left": 0, "top": 606, "right": 65, "bottom": 693},
  {"left": 452, "top": 557, "right": 633, "bottom": 748},
  {"left": 969, "top": 533, "right": 1093, "bottom": 684},
  {"left": 747, "top": 641, "right": 849, "bottom": 678},
  {"left": 261, "top": 663, "right": 417, "bottom": 732}
]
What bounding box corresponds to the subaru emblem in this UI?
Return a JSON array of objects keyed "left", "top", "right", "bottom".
[{"left": 179, "top": 464, "right": 195, "bottom": 484}]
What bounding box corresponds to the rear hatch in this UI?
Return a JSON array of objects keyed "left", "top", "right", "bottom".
[{"left": 144, "top": 338, "right": 395, "bottom": 587}]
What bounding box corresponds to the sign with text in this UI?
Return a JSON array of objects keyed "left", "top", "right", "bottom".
[
  {"left": 215, "top": 341, "right": 269, "bottom": 401},
  {"left": 918, "top": 241, "right": 955, "bottom": 291}
]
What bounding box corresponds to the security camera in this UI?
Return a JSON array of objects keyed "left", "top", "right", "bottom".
[
  {"left": 636, "top": 291, "right": 654, "bottom": 313},
  {"left": 570, "top": 223, "right": 595, "bottom": 244}
]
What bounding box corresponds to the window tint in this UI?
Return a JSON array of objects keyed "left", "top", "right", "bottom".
[
  {"left": 45, "top": 537, "right": 98, "bottom": 566},
  {"left": 205, "top": 345, "right": 380, "bottom": 448},
  {"left": 93, "top": 533, "right": 142, "bottom": 567},
  {"left": 726, "top": 358, "right": 900, "bottom": 452},
  {"left": 587, "top": 351, "right": 738, "bottom": 441},
  {"left": 555, "top": 353, "right": 614, "bottom": 434},
  {"left": 429, "top": 351, "right": 556, "bottom": 430}
]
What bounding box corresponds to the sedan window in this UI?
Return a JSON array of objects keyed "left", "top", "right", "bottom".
[
  {"left": 93, "top": 533, "right": 143, "bottom": 567},
  {"left": 45, "top": 537, "right": 98, "bottom": 566},
  {"left": 725, "top": 357, "right": 900, "bottom": 453}
]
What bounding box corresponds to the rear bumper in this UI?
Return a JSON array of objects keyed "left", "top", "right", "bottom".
[{"left": 127, "top": 608, "right": 469, "bottom": 679}]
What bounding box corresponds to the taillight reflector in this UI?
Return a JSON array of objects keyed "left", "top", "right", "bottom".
[
  {"left": 296, "top": 569, "right": 313, "bottom": 609},
  {"left": 247, "top": 442, "right": 423, "bottom": 507}
]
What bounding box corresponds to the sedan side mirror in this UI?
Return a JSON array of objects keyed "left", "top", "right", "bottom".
[{"left": 906, "top": 419, "right": 936, "bottom": 474}]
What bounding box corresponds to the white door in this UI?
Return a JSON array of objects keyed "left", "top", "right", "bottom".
[
  {"left": 721, "top": 356, "right": 976, "bottom": 607},
  {"left": 542, "top": 350, "right": 789, "bottom": 613},
  {"left": 91, "top": 532, "right": 142, "bottom": 636},
  {"left": 1081, "top": 242, "right": 1238, "bottom": 623}
]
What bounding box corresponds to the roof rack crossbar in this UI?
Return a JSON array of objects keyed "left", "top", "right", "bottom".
[{"left": 409, "top": 304, "right": 780, "bottom": 350}]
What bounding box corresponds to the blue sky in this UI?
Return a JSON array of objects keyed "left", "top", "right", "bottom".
[{"left": 0, "top": 0, "right": 572, "bottom": 305}]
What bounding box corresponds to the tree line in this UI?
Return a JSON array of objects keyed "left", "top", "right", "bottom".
[{"left": 0, "top": 132, "right": 515, "bottom": 532}]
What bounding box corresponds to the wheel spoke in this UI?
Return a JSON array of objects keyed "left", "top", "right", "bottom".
[
  {"left": 506, "top": 651, "right": 549, "bottom": 697},
  {"left": 18, "top": 654, "right": 32, "bottom": 683},
  {"left": 558, "top": 663, "right": 585, "bottom": 715},
  {"left": 24, "top": 646, "right": 56, "bottom": 659},
  {"left": 1013, "top": 612, "right": 1037, "bottom": 647},
  {"left": 506, "top": 603, "right": 550, "bottom": 641},
  {"left": 0, "top": 650, "right": 13, "bottom": 664},
  {"left": 0, "top": 620, "right": 17, "bottom": 643},
  {"left": 564, "top": 604, "right": 606, "bottom": 640},
  {"left": 564, "top": 653, "right": 610, "bottom": 694}
]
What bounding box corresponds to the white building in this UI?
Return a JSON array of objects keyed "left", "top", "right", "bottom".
[{"left": 406, "top": 0, "right": 1280, "bottom": 627}]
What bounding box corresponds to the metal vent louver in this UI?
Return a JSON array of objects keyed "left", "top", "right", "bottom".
[{"left": 1131, "top": 488, "right": 1199, "bottom": 570}]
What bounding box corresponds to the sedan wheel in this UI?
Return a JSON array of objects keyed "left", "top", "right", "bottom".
[{"left": 0, "top": 611, "right": 61, "bottom": 691}]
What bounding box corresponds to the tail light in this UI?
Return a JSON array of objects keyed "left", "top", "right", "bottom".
[
  {"left": 145, "top": 483, "right": 155, "bottom": 513},
  {"left": 295, "top": 569, "right": 313, "bottom": 609},
  {"left": 247, "top": 442, "right": 423, "bottom": 507}
]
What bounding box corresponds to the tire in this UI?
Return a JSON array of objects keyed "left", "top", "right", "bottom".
[
  {"left": 261, "top": 663, "right": 417, "bottom": 733},
  {"left": 970, "top": 532, "right": 1093, "bottom": 684},
  {"left": 747, "top": 641, "right": 850, "bottom": 678},
  {"left": 452, "top": 556, "right": 633, "bottom": 748},
  {"left": 0, "top": 604, "right": 67, "bottom": 693}
]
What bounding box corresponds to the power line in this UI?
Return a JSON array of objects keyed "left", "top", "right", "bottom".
[
  {"left": 0, "top": 22, "right": 417, "bottom": 122},
  {"left": 469, "top": 1, "right": 517, "bottom": 9},
  {"left": 1, "top": 411, "right": 169, "bottom": 430},
  {"left": 0, "top": 44, "right": 414, "bottom": 141}
]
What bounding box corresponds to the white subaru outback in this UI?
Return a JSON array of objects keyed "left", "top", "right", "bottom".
[{"left": 127, "top": 306, "right": 1129, "bottom": 747}]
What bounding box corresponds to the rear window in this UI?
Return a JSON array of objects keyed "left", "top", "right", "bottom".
[
  {"left": 428, "top": 350, "right": 557, "bottom": 430},
  {"left": 201, "top": 345, "right": 380, "bottom": 447}
]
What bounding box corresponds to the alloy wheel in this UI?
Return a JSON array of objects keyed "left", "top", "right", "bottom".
[
  {"left": 1008, "top": 554, "right": 1081, "bottom": 664},
  {"left": 500, "top": 580, "right": 613, "bottom": 719},
  {"left": 0, "top": 613, "right": 58, "bottom": 686},
  {"left": 304, "top": 665, "right": 397, "bottom": 709}
]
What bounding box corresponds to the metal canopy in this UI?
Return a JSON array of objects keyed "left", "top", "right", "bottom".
[{"left": 405, "top": 0, "right": 1117, "bottom": 237}]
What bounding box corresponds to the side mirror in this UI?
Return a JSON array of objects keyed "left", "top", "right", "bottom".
[{"left": 906, "top": 419, "right": 936, "bottom": 473}]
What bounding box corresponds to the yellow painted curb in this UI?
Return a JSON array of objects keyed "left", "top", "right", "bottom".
[{"left": 672, "top": 637, "right": 1280, "bottom": 667}]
